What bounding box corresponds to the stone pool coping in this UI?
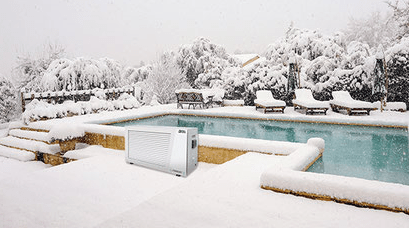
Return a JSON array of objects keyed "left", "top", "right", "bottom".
[{"left": 26, "top": 105, "right": 409, "bottom": 131}]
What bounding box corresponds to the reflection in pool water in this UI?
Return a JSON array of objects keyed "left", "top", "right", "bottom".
[{"left": 112, "top": 115, "right": 409, "bottom": 185}]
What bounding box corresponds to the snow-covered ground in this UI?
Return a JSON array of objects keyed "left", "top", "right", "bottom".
[
  {"left": 1, "top": 146, "right": 408, "bottom": 228},
  {"left": 1, "top": 104, "right": 408, "bottom": 227}
]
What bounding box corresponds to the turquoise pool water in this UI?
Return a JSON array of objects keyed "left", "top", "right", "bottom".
[{"left": 112, "top": 115, "right": 409, "bottom": 185}]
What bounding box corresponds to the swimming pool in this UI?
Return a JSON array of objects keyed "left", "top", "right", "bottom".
[{"left": 111, "top": 115, "right": 409, "bottom": 185}]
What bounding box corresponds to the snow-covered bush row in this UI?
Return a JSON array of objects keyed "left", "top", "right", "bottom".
[{"left": 22, "top": 93, "right": 141, "bottom": 123}]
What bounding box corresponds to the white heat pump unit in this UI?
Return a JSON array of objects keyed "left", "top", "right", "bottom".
[{"left": 125, "top": 126, "right": 198, "bottom": 177}]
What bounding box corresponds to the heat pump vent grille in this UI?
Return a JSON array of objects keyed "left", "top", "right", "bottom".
[{"left": 128, "top": 131, "right": 171, "bottom": 167}]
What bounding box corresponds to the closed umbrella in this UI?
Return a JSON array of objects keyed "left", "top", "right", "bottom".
[
  {"left": 373, "top": 46, "right": 388, "bottom": 111},
  {"left": 287, "top": 55, "right": 299, "bottom": 95}
]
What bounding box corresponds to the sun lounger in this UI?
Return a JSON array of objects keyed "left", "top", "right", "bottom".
[
  {"left": 292, "top": 89, "right": 329, "bottom": 115},
  {"left": 254, "top": 90, "right": 286, "bottom": 113},
  {"left": 330, "top": 91, "right": 377, "bottom": 115}
]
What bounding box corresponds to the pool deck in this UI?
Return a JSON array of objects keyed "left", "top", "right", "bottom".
[
  {"left": 1, "top": 104, "right": 409, "bottom": 227},
  {"left": 1, "top": 149, "right": 408, "bottom": 227}
]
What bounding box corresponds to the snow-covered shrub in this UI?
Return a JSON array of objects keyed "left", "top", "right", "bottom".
[
  {"left": 118, "top": 93, "right": 141, "bottom": 109},
  {"left": 149, "top": 95, "right": 161, "bottom": 106},
  {"left": 112, "top": 93, "right": 139, "bottom": 110},
  {"left": 220, "top": 67, "right": 248, "bottom": 100},
  {"left": 93, "top": 89, "right": 106, "bottom": 100},
  {"left": 22, "top": 99, "right": 57, "bottom": 123},
  {"left": 22, "top": 94, "right": 141, "bottom": 123},
  {"left": 125, "top": 65, "right": 152, "bottom": 84}
]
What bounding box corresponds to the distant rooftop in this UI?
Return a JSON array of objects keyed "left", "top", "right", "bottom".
[{"left": 232, "top": 54, "right": 265, "bottom": 69}]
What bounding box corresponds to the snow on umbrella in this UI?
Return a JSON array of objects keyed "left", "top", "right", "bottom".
[{"left": 373, "top": 45, "right": 388, "bottom": 111}]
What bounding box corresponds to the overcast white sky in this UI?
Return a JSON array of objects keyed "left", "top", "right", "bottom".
[{"left": 0, "top": 0, "right": 391, "bottom": 77}]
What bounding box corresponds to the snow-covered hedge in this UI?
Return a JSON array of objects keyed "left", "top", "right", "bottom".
[{"left": 22, "top": 93, "right": 140, "bottom": 123}]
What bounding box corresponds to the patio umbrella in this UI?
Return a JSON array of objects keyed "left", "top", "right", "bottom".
[
  {"left": 373, "top": 45, "right": 388, "bottom": 111},
  {"left": 287, "top": 55, "right": 299, "bottom": 95}
]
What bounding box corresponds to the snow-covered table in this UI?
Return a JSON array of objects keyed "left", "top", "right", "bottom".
[{"left": 175, "top": 89, "right": 225, "bottom": 109}]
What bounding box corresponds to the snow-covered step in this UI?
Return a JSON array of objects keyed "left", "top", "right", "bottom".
[
  {"left": 0, "top": 144, "right": 36, "bottom": 161},
  {"left": 0, "top": 136, "right": 60, "bottom": 155},
  {"left": 8, "top": 129, "right": 50, "bottom": 143}
]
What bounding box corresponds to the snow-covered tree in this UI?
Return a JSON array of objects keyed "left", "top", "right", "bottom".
[
  {"left": 175, "top": 37, "right": 239, "bottom": 88},
  {"left": 13, "top": 43, "right": 65, "bottom": 92},
  {"left": 143, "top": 53, "right": 189, "bottom": 104},
  {"left": 385, "top": 36, "right": 409, "bottom": 107},
  {"left": 387, "top": 0, "right": 409, "bottom": 39},
  {"left": 41, "top": 57, "right": 124, "bottom": 91},
  {"left": 265, "top": 27, "right": 346, "bottom": 62},
  {"left": 343, "top": 11, "right": 398, "bottom": 48},
  {"left": 0, "top": 74, "right": 18, "bottom": 123}
]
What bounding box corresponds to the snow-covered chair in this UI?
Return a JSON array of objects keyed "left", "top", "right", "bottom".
[
  {"left": 330, "top": 91, "right": 377, "bottom": 115},
  {"left": 292, "top": 89, "right": 330, "bottom": 115},
  {"left": 254, "top": 90, "right": 286, "bottom": 113}
]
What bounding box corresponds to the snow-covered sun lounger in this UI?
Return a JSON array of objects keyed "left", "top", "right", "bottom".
[
  {"left": 330, "top": 91, "right": 377, "bottom": 115},
  {"left": 254, "top": 90, "right": 286, "bottom": 113},
  {"left": 292, "top": 89, "right": 330, "bottom": 115}
]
